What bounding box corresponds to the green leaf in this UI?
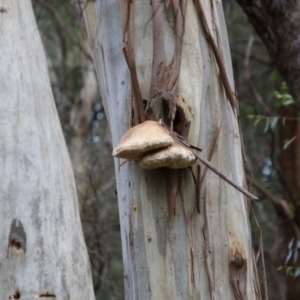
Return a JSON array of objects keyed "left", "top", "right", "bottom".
[
  {"left": 270, "top": 117, "right": 279, "bottom": 130},
  {"left": 274, "top": 91, "right": 281, "bottom": 99},
  {"left": 264, "top": 118, "right": 272, "bottom": 132},
  {"left": 274, "top": 82, "right": 295, "bottom": 107},
  {"left": 254, "top": 116, "right": 263, "bottom": 126},
  {"left": 283, "top": 137, "right": 297, "bottom": 149},
  {"left": 294, "top": 268, "right": 300, "bottom": 278},
  {"left": 287, "top": 266, "right": 293, "bottom": 276},
  {"left": 283, "top": 99, "right": 294, "bottom": 106},
  {"left": 247, "top": 115, "right": 264, "bottom": 126},
  {"left": 282, "top": 117, "right": 286, "bottom": 126}
]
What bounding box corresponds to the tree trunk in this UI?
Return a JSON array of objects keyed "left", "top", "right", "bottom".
[
  {"left": 69, "top": 42, "right": 98, "bottom": 205},
  {"left": 276, "top": 104, "right": 300, "bottom": 300},
  {"left": 0, "top": 1, "right": 95, "bottom": 299},
  {"left": 79, "top": 0, "right": 258, "bottom": 299},
  {"left": 235, "top": 1, "right": 300, "bottom": 299},
  {"left": 235, "top": 0, "right": 300, "bottom": 111}
]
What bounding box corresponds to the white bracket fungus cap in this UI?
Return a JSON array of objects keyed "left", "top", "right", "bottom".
[
  {"left": 112, "top": 121, "right": 173, "bottom": 160},
  {"left": 139, "top": 141, "right": 196, "bottom": 169}
]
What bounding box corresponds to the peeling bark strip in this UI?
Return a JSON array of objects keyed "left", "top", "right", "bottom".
[
  {"left": 121, "top": 0, "right": 189, "bottom": 131},
  {"left": 152, "top": 0, "right": 188, "bottom": 131},
  {"left": 230, "top": 249, "right": 248, "bottom": 300},
  {"left": 196, "top": 165, "right": 201, "bottom": 213},
  {"left": 163, "top": 168, "right": 179, "bottom": 222},
  {"left": 193, "top": 0, "right": 237, "bottom": 112},
  {"left": 148, "top": 0, "right": 188, "bottom": 222},
  {"left": 121, "top": 0, "right": 145, "bottom": 125},
  {"left": 179, "top": 176, "right": 199, "bottom": 299},
  {"left": 203, "top": 195, "right": 215, "bottom": 300},
  {"left": 149, "top": 0, "right": 166, "bottom": 99}
]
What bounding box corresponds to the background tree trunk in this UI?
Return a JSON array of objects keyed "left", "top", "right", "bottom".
[
  {"left": 79, "top": 1, "right": 259, "bottom": 299},
  {"left": 235, "top": 1, "right": 300, "bottom": 299},
  {"left": 235, "top": 0, "right": 300, "bottom": 110},
  {"left": 0, "top": 1, "right": 95, "bottom": 299},
  {"left": 276, "top": 103, "right": 300, "bottom": 300},
  {"left": 69, "top": 42, "right": 98, "bottom": 207}
]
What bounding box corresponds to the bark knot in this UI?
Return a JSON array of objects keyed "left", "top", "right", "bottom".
[
  {"left": 7, "top": 219, "right": 27, "bottom": 258},
  {"left": 229, "top": 249, "right": 248, "bottom": 300}
]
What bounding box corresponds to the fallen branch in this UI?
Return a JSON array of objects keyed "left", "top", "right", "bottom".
[
  {"left": 194, "top": 152, "right": 258, "bottom": 200},
  {"left": 171, "top": 132, "right": 258, "bottom": 200}
]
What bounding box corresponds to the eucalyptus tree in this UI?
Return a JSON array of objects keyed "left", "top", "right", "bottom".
[
  {"left": 0, "top": 1, "right": 95, "bottom": 298},
  {"left": 79, "top": 0, "right": 261, "bottom": 299}
]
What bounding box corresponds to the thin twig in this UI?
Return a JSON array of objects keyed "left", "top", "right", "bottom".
[
  {"left": 246, "top": 175, "right": 291, "bottom": 215},
  {"left": 247, "top": 174, "right": 300, "bottom": 240},
  {"left": 249, "top": 83, "right": 272, "bottom": 116},
  {"left": 194, "top": 152, "right": 258, "bottom": 200},
  {"left": 259, "top": 227, "right": 269, "bottom": 300},
  {"left": 170, "top": 129, "right": 257, "bottom": 200},
  {"left": 252, "top": 250, "right": 263, "bottom": 299},
  {"left": 180, "top": 180, "right": 196, "bottom": 299},
  {"left": 244, "top": 33, "right": 254, "bottom": 82},
  {"left": 38, "top": 0, "right": 93, "bottom": 61}
]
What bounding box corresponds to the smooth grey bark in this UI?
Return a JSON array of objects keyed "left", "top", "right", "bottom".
[
  {"left": 0, "top": 1, "right": 95, "bottom": 299},
  {"left": 80, "top": 0, "right": 258, "bottom": 299}
]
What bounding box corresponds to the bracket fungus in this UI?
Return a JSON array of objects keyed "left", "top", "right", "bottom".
[
  {"left": 112, "top": 121, "right": 258, "bottom": 199},
  {"left": 112, "top": 120, "right": 197, "bottom": 169},
  {"left": 112, "top": 120, "right": 173, "bottom": 160},
  {"left": 139, "top": 141, "right": 196, "bottom": 169}
]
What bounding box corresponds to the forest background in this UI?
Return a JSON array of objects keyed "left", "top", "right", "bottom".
[{"left": 32, "top": 0, "right": 300, "bottom": 299}]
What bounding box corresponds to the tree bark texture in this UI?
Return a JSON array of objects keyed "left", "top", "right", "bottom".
[
  {"left": 0, "top": 1, "right": 95, "bottom": 299},
  {"left": 80, "top": 0, "right": 258, "bottom": 299}
]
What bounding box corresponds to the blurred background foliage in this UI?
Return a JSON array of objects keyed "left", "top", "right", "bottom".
[{"left": 32, "top": 0, "right": 299, "bottom": 299}]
